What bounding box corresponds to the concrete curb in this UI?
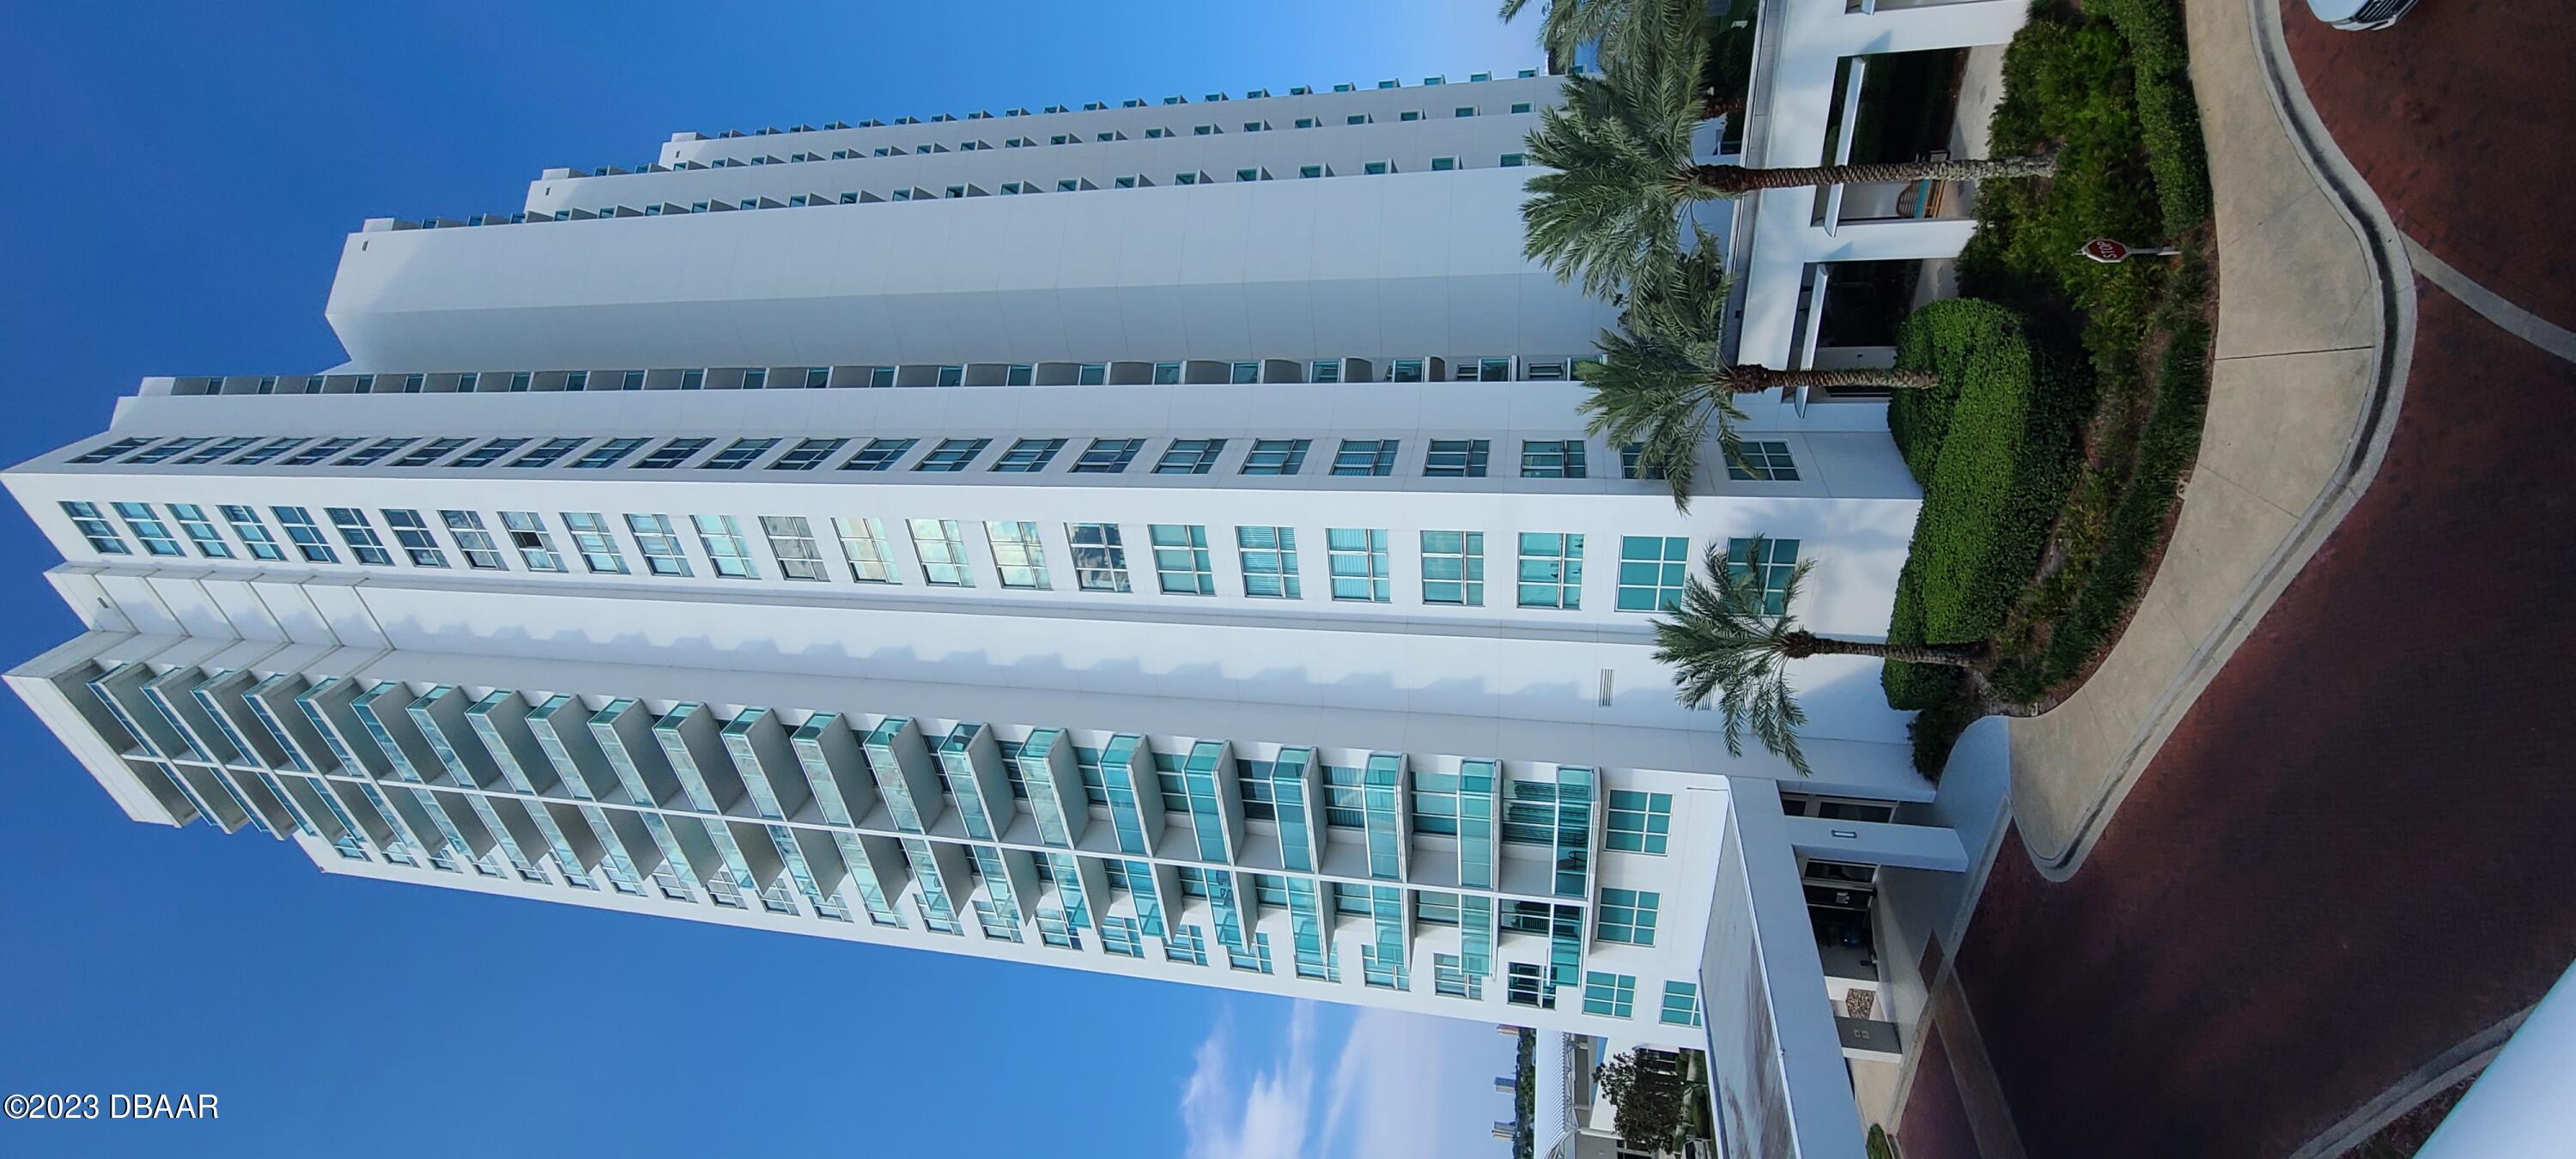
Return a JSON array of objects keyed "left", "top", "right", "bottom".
[{"left": 2023, "top": 0, "right": 2418, "bottom": 881}]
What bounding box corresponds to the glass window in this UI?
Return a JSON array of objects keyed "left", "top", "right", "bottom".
[
  {"left": 326, "top": 507, "right": 392, "bottom": 565},
  {"left": 60, "top": 501, "right": 129, "bottom": 554},
  {"left": 440, "top": 511, "right": 506, "bottom": 569},
  {"left": 1596, "top": 888, "right": 1659, "bottom": 945},
  {"left": 1616, "top": 537, "right": 1691, "bottom": 613},
  {"left": 1148, "top": 525, "right": 1214, "bottom": 595},
  {"left": 1521, "top": 440, "right": 1588, "bottom": 478},
  {"left": 393, "top": 437, "right": 470, "bottom": 468},
  {"left": 380, "top": 509, "right": 448, "bottom": 567},
  {"left": 1726, "top": 440, "right": 1800, "bottom": 482},
  {"left": 69, "top": 437, "right": 155, "bottom": 464},
  {"left": 1067, "top": 523, "right": 1131, "bottom": 592},
  {"left": 679, "top": 369, "right": 706, "bottom": 390},
  {"left": 1606, "top": 789, "right": 1673, "bottom": 853},
  {"left": 1419, "top": 531, "right": 1484, "bottom": 606},
  {"left": 1619, "top": 441, "right": 1668, "bottom": 481},
  {"left": 738, "top": 368, "right": 766, "bottom": 390},
  {"left": 842, "top": 437, "right": 918, "bottom": 471},
  {"left": 1005, "top": 364, "right": 1035, "bottom": 385},
  {"left": 1661, "top": 980, "right": 1704, "bottom": 1027},
  {"left": 1517, "top": 533, "right": 1585, "bottom": 609},
  {"left": 624, "top": 515, "right": 692, "bottom": 576},
  {"left": 567, "top": 371, "right": 592, "bottom": 391},
  {"left": 1326, "top": 528, "right": 1391, "bottom": 603},
  {"left": 1230, "top": 361, "right": 1260, "bottom": 384},
  {"left": 284, "top": 437, "right": 361, "bottom": 466},
  {"left": 220, "top": 505, "right": 284, "bottom": 561},
  {"left": 1330, "top": 440, "right": 1399, "bottom": 476},
  {"left": 1423, "top": 439, "right": 1488, "bottom": 477},
  {"left": 503, "top": 436, "right": 586, "bottom": 468},
  {"left": 167, "top": 504, "right": 232, "bottom": 558},
  {"left": 803, "top": 368, "right": 830, "bottom": 388},
  {"left": 992, "top": 438, "right": 1066, "bottom": 472},
  {"left": 1309, "top": 360, "right": 1340, "bottom": 383},
  {"left": 572, "top": 437, "right": 648, "bottom": 468},
  {"left": 179, "top": 436, "right": 258, "bottom": 465},
  {"left": 228, "top": 437, "right": 310, "bottom": 466},
  {"left": 868, "top": 367, "right": 897, "bottom": 387},
  {"left": 985, "top": 521, "right": 1051, "bottom": 589},
  {"left": 112, "top": 502, "right": 184, "bottom": 557},
  {"left": 1072, "top": 438, "right": 1145, "bottom": 474},
  {"left": 1239, "top": 438, "right": 1309, "bottom": 476},
  {"left": 1500, "top": 152, "right": 1527, "bottom": 167},
  {"left": 332, "top": 437, "right": 416, "bottom": 467},
  {"left": 1431, "top": 156, "right": 1457, "bottom": 171},
  {"left": 761, "top": 516, "right": 829, "bottom": 581},
  {"left": 1236, "top": 526, "right": 1300, "bottom": 598},
  {"left": 1725, "top": 537, "right": 1801, "bottom": 616},
  {"left": 1583, "top": 971, "right": 1637, "bottom": 1017},
  {"left": 834, "top": 517, "right": 899, "bottom": 583},
  {"left": 914, "top": 438, "right": 991, "bottom": 472},
  {"left": 636, "top": 437, "right": 712, "bottom": 469},
  {"left": 1155, "top": 438, "right": 1226, "bottom": 474},
  {"left": 446, "top": 438, "right": 526, "bottom": 469},
  {"left": 621, "top": 370, "right": 647, "bottom": 391},
  {"left": 769, "top": 437, "right": 848, "bottom": 471},
  {"left": 701, "top": 437, "right": 781, "bottom": 470},
  {"left": 504, "top": 512, "right": 569, "bottom": 572},
  {"left": 1389, "top": 359, "right": 1425, "bottom": 383},
  {"left": 692, "top": 514, "right": 758, "bottom": 578},
  {"left": 559, "top": 512, "right": 627, "bottom": 573},
  {"left": 908, "top": 519, "right": 973, "bottom": 586}
]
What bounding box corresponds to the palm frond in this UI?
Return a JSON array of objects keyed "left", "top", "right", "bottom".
[
  {"left": 1573, "top": 239, "right": 1741, "bottom": 510},
  {"left": 1649, "top": 537, "right": 1820, "bottom": 775},
  {"left": 1514, "top": 14, "right": 1709, "bottom": 298}
]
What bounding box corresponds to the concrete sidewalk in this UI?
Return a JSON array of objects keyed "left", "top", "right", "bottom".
[{"left": 2002, "top": 0, "right": 2410, "bottom": 877}]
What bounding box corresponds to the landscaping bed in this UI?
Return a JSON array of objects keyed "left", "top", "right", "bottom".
[{"left": 1880, "top": 0, "right": 2215, "bottom": 775}]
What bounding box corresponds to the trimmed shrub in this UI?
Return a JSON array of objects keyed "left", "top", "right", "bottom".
[
  {"left": 2099, "top": 0, "right": 2214, "bottom": 230},
  {"left": 1887, "top": 324, "right": 1969, "bottom": 485},
  {"left": 1880, "top": 300, "right": 2087, "bottom": 697},
  {"left": 1990, "top": 272, "right": 2212, "bottom": 701}
]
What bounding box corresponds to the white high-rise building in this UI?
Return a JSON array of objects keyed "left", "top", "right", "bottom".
[{"left": 9, "top": 68, "right": 1983, "bottom": 1157}]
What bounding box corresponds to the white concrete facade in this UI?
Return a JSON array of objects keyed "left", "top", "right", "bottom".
[
  {"left": 1726, "top": 0, "right": 2030, "bottom": 375},
  {"left": 9, "top": 69, "right": 1955, "bottom": 1149}
]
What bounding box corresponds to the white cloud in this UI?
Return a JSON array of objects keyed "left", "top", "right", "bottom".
[
  {"left": 1180, "top": 1001, "right": 1512, "bottom": 1159},
  {"left": 1320, "top": 1009, "right": 1514, "bottom": 1159},
  {"left": 1182, "top": 1002, "right": 1321, "bottom": 1159}
]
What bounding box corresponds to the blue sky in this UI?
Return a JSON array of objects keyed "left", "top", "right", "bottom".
[{"left": 0, "top": 3, "right": 1533, "bottom": 1156}]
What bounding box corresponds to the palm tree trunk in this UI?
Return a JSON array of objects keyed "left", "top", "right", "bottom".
[
  {"left": 1781, "top": 631, "right": 1992, "bottom": 670},
  {"left": 1689, "top": 154, "right": 2057, "bottom": 196},
  {"left": 1716, "top": 366, "right": 1939, "bottom": 394}
]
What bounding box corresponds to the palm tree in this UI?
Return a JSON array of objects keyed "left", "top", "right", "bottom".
[
  {"left": 1654, "top": 537, "right": 1990, "bottom": 775},
  {"left": 1579, "top": 245, "right": 1938, "bottom": 509},
  {"left": 1500, "top": 0, "right": 1746, "bottom": 118},
  {"left": 1521, "top": 13, "right": 2055, "bottom": 299}
]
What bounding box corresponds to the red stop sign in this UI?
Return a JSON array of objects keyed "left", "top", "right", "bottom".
[{"left": 2082, "top": 238, "right": 2130, "bottom": 264}]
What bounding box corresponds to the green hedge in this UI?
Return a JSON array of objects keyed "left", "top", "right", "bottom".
[
  {"left": 1990, "top": 260, "right": 2212, "bottom": 701},
  {"left": 2098, "top": 0, "right": 2213, "bottom": 230},
  {"left": 1881, "top": 300, "right": 2087, "bottom": 705}
]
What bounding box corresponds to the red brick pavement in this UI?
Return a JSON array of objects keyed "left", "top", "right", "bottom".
[
  {"left": 1897, "top": 1024, "right": 1984, "bottom": 1159},
  {"left": 1951, "top": 282, "right": 2576, "bottom": 1159},
  {"left": 2281, "top": 0, "right": 2576, "bottom": 331}
]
